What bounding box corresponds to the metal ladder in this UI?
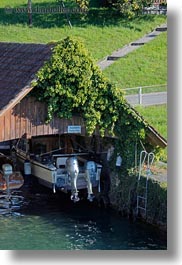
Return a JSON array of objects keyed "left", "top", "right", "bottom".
[{"left": 136, "top": 150, "right": 154, "bottom": 217}]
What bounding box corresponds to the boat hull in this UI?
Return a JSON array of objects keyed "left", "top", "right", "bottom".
[{"left": 16, "top": 150, "right": 101, "bottom": 194}]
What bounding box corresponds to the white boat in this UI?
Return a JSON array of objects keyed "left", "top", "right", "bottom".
[{"left": 15, "top": 135, "right": 102, "bottom": 202}]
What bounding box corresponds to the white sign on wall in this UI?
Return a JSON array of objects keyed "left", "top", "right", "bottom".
[{"left": 67, "top": 125, "right": 81, "bottom": 134}]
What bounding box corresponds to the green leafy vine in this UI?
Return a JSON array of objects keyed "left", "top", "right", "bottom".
[{"left": 31, "top": 36, "right": 148, "bottom": 168}]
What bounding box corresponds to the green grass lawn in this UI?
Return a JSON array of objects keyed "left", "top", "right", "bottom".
[
  {"left": 135, "top": 104, "right": 167, "bottom": 161},
  {"left": 103, "top": 32, "right": 167, "bottom": 91},
  {"left": 0, "top": 0, "right": 167, "bottom": 61},
  {"left": 135, "top": 104, "right": 167, "bottom": 139}
]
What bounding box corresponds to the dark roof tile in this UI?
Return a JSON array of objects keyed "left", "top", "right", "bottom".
[{"left": 0, "top": 42, "right": 53, "bottom": 112}]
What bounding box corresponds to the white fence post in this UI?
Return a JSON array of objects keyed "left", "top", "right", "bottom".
[{"left": 138, "top": 87, "right": 142, "bottom": 105}]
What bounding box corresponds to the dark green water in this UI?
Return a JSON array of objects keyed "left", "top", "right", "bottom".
[{"left": 0, "top": 186, "right": 167, "bottom": 250}]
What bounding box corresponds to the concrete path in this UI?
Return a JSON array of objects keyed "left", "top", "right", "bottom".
[
  {"left": 97, "top": 23, "right": 167, "bottom": 70},
  {"left": 97, "top": 23, "right": 167, "bottom": 107},
  {"left": 151, "top": 161, "right": 167, "bottom": 183},
  {"left": 125, "top": 91, "right": 167, "bottom": 106}
]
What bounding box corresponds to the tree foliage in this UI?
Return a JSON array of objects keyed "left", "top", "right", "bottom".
[
  {"left": 75, "top": 0, "right": 89, "bottom": 9},
  {"left": 31, "top": 36, "right": 148, "bottom": 168},
  {"left": 104, "top": 0, "right": 153, "bottom": 18}
]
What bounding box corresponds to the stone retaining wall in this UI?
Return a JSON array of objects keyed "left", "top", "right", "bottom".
[{"left": 109, "top": 172, "right": 167, "bottom": 231}]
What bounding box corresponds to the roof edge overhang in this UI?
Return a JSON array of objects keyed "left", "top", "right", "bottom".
[
  {"left": 0, "top": 84, "right": 34, "bottom": 117},
  {"left": 146, "top": 125, "right": 167, "bottom": 148}
]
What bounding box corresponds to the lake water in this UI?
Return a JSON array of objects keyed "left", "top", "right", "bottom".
[{"left": 0, "top": 184, "right": 167, "bottom": 250}]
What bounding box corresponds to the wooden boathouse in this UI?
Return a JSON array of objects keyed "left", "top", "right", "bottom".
[
  {"left": 0, "top": 42, "right": 167, "bottom": 148},
  {"left": 0, "top": 42, "right": 87, "bottom": 143}
]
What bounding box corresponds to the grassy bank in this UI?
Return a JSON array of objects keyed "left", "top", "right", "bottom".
[
  {"left": 135, "top": 104, "right": 167, "bottom": 139},
  {"left": 0, "top": 1, "right": 167, "bottom": 60},
  {"left": 103, "top": 32, "right": 167, "bottom": 90},
  {"left": 135, "top": 104, "right": 167, "bottom": 162}
]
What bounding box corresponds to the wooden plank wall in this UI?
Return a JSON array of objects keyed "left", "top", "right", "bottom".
[{"left": 0, "top": 97, "right": 86, "bottom": 142}]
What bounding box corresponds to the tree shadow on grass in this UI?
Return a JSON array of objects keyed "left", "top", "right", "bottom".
[{"left": 0, "top": 1, "right": 158, "bottom": 29}]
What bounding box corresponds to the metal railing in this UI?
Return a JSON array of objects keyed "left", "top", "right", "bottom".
[
  {"left": 142, "top": 7, "right": 167, "bottom": 15},
  {"left": 122, "top": 84, "right": 167, "bottom": 106},
  {"left": 123, "top": 84, "right": 167, "bottom": 94}
]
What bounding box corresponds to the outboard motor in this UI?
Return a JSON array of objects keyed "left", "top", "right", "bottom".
[
  {"left": 85, "top": 161, "right": 96, "bottom": 202},
  {"left": 66, "top": 157, "right": 80, "bottom": 202}
]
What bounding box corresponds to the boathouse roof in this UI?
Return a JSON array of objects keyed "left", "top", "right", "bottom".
[
  {"left": 0, "top": 42, "right": 52, "bottom": 116},
  {"left": 0, "top": 42, "right": 167, "bottom": 148}
]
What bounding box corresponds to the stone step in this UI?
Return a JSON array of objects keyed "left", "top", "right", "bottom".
[
  {"left": 130, "top": 42, "right": 145, "bottom": 46},
  {"left": 107, "top": 56, "right": 120, "bottom": 61},
  {"left": 156, "top": 27, "right": 167, "bottom": 32}
]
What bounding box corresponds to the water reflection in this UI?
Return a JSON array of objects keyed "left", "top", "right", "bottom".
[{"left": 0, "top": 186, "right": 167, "bottom": 250}]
